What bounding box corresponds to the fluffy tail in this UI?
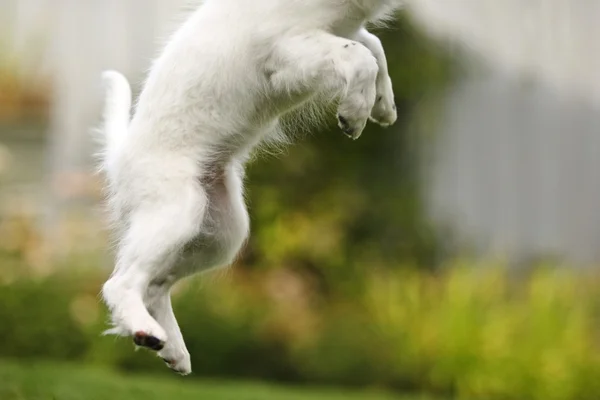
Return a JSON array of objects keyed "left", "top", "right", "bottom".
[{"left": 100, "top": 70, "right": 132, "bottom": 174}]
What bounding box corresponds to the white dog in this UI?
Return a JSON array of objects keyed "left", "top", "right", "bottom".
[{"left": 100, "top": 0, "right": 401, "bottom": 375}]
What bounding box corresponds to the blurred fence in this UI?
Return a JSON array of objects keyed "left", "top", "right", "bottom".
[
  {"left": 408, "top": 1, "right": 600, "bottom": 264},
  {"left": 409, "top": 1, "right": 600, "bottom": 103},
  {"left": 426, "top": 73, "right": 600, "bottom": 264}
]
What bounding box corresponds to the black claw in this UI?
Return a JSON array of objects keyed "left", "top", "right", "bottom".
[{"left": 337, "top": 115, "right": 355, "bottom": 138}]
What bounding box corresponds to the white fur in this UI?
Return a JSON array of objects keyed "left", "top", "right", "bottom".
[{"left": 99, "top": 0, "right": 401, "bottom": 375}]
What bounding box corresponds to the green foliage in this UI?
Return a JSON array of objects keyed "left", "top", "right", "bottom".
[
  {"left": 365, "top": 265, "right": 600, "bottom": 400},
  {"left": 1, "top": 262, "right": 599, "bottom": 400},
  {"left": 0, "top": 360, "right": 420, "bottom": 400},
  {"left": 0, "top": 275, "right": 90, "bottom": 361}
]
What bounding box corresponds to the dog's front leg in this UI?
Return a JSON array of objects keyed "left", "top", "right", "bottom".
[
  {"left": 353, "top": 28, "right": 397, "bottom": 127},
  {"left": 268, "top": 31, "right": 379, "bottom": 140}
]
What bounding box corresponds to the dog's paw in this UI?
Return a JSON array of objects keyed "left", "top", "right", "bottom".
[
  {"left": 337, "top": 86, "right": 377, "bottom": 140},
  {"left": 369, "top": 75, "right": 397, "bottom": 127},
  {"left": 337, "top": 114, "right": 367, "bottom": 140},
  {"left": 133, "top": 331, "right": 166, "bottom": 351},
  {"left": 336, "top": 51, "right": 378, "bottom": 140},
  {"left": 159, "top": 348, "right": 192, "bottom": 375}
]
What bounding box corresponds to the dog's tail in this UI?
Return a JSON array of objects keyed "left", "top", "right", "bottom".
[{"left": 99, "top": 70, "right": 132, "bottom": 175}]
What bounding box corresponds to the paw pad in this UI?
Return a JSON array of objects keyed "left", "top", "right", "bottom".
[{"left": 133, "top": 331, "right": 165, "bottom": 351}]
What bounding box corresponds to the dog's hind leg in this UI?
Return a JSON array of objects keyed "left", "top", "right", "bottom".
[
  {"left": 102, "top": 179, "right": 207, "bottom": 351},
  {"left": 145, "top": 279, "right": 191, "bottom": 375},
  {"left": 144, "top": 160, "right": 249, "bottom": 375}
]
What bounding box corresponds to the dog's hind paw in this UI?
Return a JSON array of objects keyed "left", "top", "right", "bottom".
[
  {"left": 133, "top": 331, "right": 166, "bottom": 351},
  {"left": 159, "top": 349, "right": 192, "bottom": 375}
]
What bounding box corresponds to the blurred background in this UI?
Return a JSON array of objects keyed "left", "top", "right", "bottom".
[{"left": 2, "top": 1, "right": 600, "bottom": 399}]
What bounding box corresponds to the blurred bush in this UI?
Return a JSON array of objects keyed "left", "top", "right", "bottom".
[
  {"left": 0, "top": 66, "right": 49, "bottom": 121},
  {"left": 1, "top": 246, "right": 600, "bottom": 400},
  {"left": 365, "top": 266, "right": 600, "bottom": 399}
]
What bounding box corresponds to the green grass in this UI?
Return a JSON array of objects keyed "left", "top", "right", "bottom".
[{"left": 0, "top": 360, "right": 430, "bottom": 400}]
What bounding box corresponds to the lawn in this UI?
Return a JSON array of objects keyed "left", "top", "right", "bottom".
[{"left": 0, "top": 360, "right": 431, "bottom": 400}]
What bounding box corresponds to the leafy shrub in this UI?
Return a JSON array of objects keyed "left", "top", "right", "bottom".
[
  {"left": 365, "top": 265, "right": 600, "bottom": 399},
  {"left": 0, "top": 275, "right": 90, "bottom": 360},
  {"left": 2, "top": 258, "right": 600, "bottom": 400}
]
